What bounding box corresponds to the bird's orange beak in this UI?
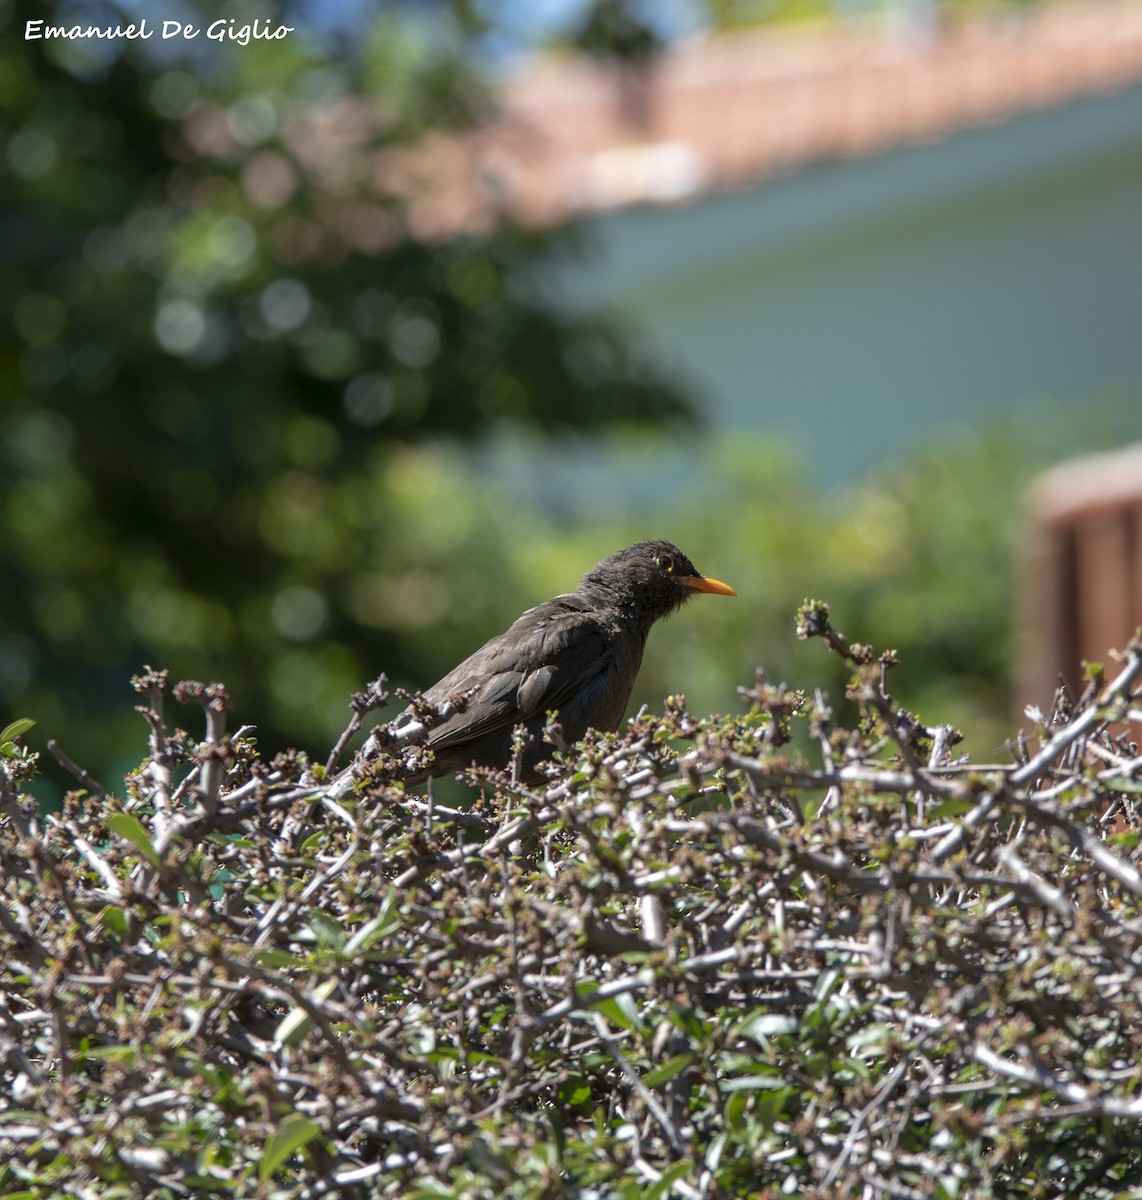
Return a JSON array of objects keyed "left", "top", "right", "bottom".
[{"left": 681, "top": 574, "right": 736, "bottom": 597}]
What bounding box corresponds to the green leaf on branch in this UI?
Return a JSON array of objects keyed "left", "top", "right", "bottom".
[{"left": 105, "top": 813, "right": 161, "bottom": 866}]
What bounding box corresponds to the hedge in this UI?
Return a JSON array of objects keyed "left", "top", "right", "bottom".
[{"left": 3, "top": 603, "right": 1142, "bottom": 1199}]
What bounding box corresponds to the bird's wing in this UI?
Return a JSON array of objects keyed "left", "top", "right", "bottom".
[{"left": 415, "top": 597, "right": 613, "bottom": 752}]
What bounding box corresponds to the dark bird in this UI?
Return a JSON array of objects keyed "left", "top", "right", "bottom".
[{"left": 364, "top": 539, "right": 735, "bottom": 784}]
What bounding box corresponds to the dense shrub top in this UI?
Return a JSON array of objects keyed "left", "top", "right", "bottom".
[{"left": 2, "top": 605, "right": 1142, "bottom": 1199}]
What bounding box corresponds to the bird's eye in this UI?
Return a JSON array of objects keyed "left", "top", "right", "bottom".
[{"left": 655, "top": 553, "right": 675, "bottom": 574}]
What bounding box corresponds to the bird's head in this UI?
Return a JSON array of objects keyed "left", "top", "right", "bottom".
[{"left": 582, "top": 539, "right": 736, "bottom": 623}]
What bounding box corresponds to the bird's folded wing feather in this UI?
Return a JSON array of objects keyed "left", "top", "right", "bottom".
[{"left": 417, "top": 598, "right": 611, "bottom": 751}]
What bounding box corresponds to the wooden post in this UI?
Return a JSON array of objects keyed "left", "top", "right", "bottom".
[{"left": 1017, "top": 443, "right": 1142, "bottom": 718}]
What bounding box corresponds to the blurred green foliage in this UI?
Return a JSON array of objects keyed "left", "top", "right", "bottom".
[
  {"left": 1, "top": 0, "right": 693, "bottom": 783},
  {"left": 702, "top": 0, "right": 1049, "bottom": 31},
  {"left": 3, "top": 0, "right": 1138, "bottom": 796}
]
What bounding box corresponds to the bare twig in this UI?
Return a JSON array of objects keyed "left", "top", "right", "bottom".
[
  {"left": 46, "top": 740, "right": 108, "bottom": 800},
  {"left": 326, "top": 675, "right": 390, "bottom": 775}
]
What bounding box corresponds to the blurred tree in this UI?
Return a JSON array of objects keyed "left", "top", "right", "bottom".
[
  {"left": 1, "top": 0, "right": 1095, "bottom": 796},
  {"left": 0, "top": 0, "right": 693, "bottom": 780}
]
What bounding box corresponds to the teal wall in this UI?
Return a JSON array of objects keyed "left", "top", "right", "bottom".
[{"left": 550, "top": 81, "right": 1142, "bottom": 486}]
